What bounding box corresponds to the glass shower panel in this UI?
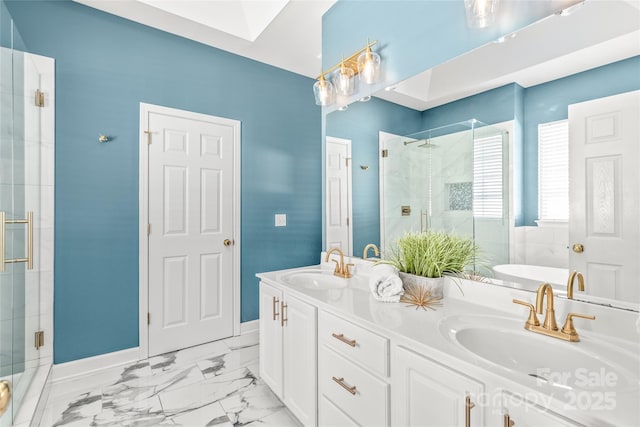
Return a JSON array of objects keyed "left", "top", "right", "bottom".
[
  {"left": 0, "top": 37, "right": 42, "bottom": 426},
  {"left": 0, "top": 39, "right": 16, "bottom": 427},
  {"left": 381, "top": 120, "right": 510, "bottom": 278}
]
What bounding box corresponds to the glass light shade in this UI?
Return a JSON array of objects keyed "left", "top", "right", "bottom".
[
  {"left": 357, "top": 49, "right": 381, "bottom": 85},
  {"left": 333, "top": 65, "right": 355, "bottom": 96},
  {"left": 313, "top": 76, "right": 335, "bottom": 106},
  {"left": 464, "top": 0, "right": 500, "bottom": 29}
]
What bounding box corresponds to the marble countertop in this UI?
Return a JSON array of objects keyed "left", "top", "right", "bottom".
[{"left": 257, "top": 261, "right": 640, "bottom": 426}]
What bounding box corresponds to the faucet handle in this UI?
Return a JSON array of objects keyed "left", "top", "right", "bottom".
[
  {"left": 331, "top": 259, "right": 341, "bottom": 274},
  {"left": 513, "top": 299, "right": 540, "bottom": 327},
  {"left": 344, "top": 263, "right": 354, "bottom": 278},
  {"left": 561, "top": 312, "right": 596, "bottom": 338}
]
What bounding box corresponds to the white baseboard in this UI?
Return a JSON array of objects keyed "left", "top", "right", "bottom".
[
  {"left": 240, "top": 319, "right": 259, "bottom": 335},
  {"left": 52, "top": 346, "right": 140, "bottom": 383}
]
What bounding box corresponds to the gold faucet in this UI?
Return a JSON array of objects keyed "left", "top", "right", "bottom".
[
  {"left": 325, "top": 247, "right": 354, "bottom": 278},
  {"left": 513, "top": 283, "right": 595, "bottom": 342},
  {"left": 363, "top": 243, "right": 380, "bottom": 260},
  {"left": 566, "top": 271, "right": 585, "bottom": 299}
]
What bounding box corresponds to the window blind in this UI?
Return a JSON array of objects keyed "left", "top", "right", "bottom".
[
  {"left": 473, "top": 133, "right": 503, "bottom": 219},
  {"left": 538, "top": 120, "right": 569, "bottom": 222}
]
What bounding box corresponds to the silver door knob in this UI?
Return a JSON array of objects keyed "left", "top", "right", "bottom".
[
  {"left": 572, "top": 243, "right": 584, "bottom": 253},
  {"left": 223, "top": 239, "right": 233, "bottom": 247}
]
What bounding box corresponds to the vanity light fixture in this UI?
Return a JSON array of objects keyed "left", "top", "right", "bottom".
[
  {"left": 333, "top": 56, "right": 355, "bottom": 96},
  {"left": 313, "top": 39, "right": 380, "bottom": 107},
  {"left": 464, "top": 0, "right": 500, "bottom": 29},
  {"left": 357, "top": 39, "right": 381, "bottom": 84},
  {"left": 313, "top": 73, "right": 335, "bottom": 106}
]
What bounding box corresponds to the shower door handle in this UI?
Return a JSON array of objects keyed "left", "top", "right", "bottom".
[{"left": 0, "top": 211, "right": 34, "bottom": 272}]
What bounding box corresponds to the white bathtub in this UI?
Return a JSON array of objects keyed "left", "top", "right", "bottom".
[{"left": 492, "top": 264, "right": 568, "bottom": 291}]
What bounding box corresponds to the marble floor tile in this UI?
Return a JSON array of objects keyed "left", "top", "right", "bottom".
[
  {"left": 168, "top": 401, "right": 233, "bottom": 426},
  {"left": 40, "top": 335, "right": 301, "bottom": 427},
  {"left": 223, "top": 331, "right": 259, "bottom": 351},
  {"left": 159, "top": 367, "right": 256, "bottom": 417},
  {"left": 149, "top": 340, "right": 229, "bottom": 374},
  {"left": 219, "top": 383, "right": 292, "bottom": 426},
  {"left": 197, "top": 345, "right": 259, "bottom": 379}
]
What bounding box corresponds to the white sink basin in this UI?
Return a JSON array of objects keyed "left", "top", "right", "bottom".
[
  {"left": 280, "top": 269, "right": 368, "bottom": 290},
  {"left": 440, "top": 315, "right": 639, "bottom": 393}
]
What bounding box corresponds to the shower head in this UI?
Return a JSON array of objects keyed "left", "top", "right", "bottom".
[{"left": 417, "top": 140, "right": 437, "bottom": 148}]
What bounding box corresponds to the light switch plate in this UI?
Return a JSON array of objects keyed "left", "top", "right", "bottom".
[{"left": 275, "top": 214, "right": 287, "bottom": 227}]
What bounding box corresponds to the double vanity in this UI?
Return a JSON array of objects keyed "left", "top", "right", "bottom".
[{"left": 257, "top": 254, "right": 639, "bottom": 427}]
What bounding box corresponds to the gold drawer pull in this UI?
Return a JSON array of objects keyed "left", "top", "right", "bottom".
[
  {"left": 332, "top": 376, "right": 357, "bottom": 395},
  {"left": 332, "top": 333, "right": 356, "bottom": 347},
  {"left": 281, "top": 301, "right": 288, "bottom": 327},
  {"left": 465, "top": 396, "right": 475, "bottom": 427},
  {"left": 504, "top": 413, "right": 515, "bottom": 427},
  {"left": 272, "top": 296, "right": 280, "bottom": 321}
]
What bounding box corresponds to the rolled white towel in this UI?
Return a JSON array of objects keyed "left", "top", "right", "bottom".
[
  {"left": 369, "top": 264, "right": 404, "bottom": 302},
  {"left": 376, "top": 276, "right": 403, "bottom": 297}
]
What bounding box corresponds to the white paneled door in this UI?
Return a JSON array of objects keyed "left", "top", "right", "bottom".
[
  {"left": 569, "top": 90, "right": 639, "bottom": 303},
  {"left": 143, "top": 105, "right": 239, "bottom": 357},
  {"left": 325, "top": 137, "right": 352, "bottom": 254}
]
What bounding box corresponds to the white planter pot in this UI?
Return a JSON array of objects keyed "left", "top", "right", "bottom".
[{"left": 398, "top": 273, "right": 445, "bottom": 298}]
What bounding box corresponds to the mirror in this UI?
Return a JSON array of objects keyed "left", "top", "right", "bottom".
[{"left": 324, "top": 0, "right": 640, "bottom": 310}]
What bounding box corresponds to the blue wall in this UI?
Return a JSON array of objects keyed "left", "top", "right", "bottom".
[
  {"left": 6, "top": 0, "right": 321, "bottom": 363},
  {"left": 326, "top": 98, "right": 422, "bottom": 255},
  {"left": 521, "top": 56, "right": 640, "bottom": 225}
]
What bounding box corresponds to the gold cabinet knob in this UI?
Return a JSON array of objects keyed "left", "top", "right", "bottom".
[
  {"left": 0, "top": 380, "right": 11, "bottom": 417},
  {"left": 223, "top": 239, "right": 233, "bottom": 247},
  {"left": 572, "top": 243, "right": 584, "bottom": 253}
]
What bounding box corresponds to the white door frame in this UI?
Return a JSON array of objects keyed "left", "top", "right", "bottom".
[
  {"left": 324, "top": 136, "right": 353, "bottom": 255},
  {"left": 138, "top": 102, "right": 241, "bottom": 359}
]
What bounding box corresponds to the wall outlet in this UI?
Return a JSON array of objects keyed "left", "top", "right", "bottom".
[{"left": 275, "top": 214, "right": 287, "bottom": 227}]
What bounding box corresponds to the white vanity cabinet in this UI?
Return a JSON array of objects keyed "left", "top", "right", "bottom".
[
  {"left": 393, "top": 345, "right": 485, "bottom": 427},
  {"left": 500, "top": 391, "right": 582, "bottom": 427},
  {"left": 259, "top": 281, "right": 317, "bottom": 427},
  {"left": 317, "top": 310, "right": 390, "bottom": 426}
]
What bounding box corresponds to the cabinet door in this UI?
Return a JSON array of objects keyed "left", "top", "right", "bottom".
[
  {"left": 502, "top": 391, "right": 582, "bottom": 426},
  {"left": 283, "top": 294, "right": 318, "bottom": 427},
  {"left": 259, "top": 282, "right": 283, "bottom": 397},
  {"left": 393, "top": 346, "right": 485, "bottom": 427}
]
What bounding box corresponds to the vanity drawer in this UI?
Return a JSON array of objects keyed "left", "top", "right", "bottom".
[
  {"left": 319, "top": 310, "right": 389, "bottom": 377},
  {"left": 319, "top": 345, "right": 389, "bottom": 427},
  {"left": 319, "top": 395, "right": 359, "bottom": 427}
]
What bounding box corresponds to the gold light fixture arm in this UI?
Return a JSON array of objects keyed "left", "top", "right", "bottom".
[
  {"left": 0, "top": 211, "right": 34, "bottom": 272},
  {"left": 316, "top": 40, "right": 378, "bottom": 80}
]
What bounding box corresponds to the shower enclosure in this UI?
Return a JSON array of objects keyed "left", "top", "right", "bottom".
[
  {"left": 0, "top": 14, "right": 54, "bottom": 427},
  {"left": 380, "top": 119, "right": 509, "bottom": 276}
]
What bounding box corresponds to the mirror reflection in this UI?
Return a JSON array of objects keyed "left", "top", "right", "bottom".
[{"left": 324, "top": 0, "right": 640, "bottom": 309}]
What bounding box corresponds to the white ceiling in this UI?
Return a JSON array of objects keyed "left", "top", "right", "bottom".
[
  {"left": 75, "top": 0, "right": 639, "bottom": 111},
  {"left": 74, "top": 0, "right": 336, "bottom": 78}
]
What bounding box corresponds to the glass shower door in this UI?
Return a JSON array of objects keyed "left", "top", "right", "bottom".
[{"left": 0, "top": 38, "right": 42, "bottom": 426}]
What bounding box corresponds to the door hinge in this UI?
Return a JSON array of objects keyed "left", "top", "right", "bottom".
[
  {"left": 147, "top": 223, "right": 151, "bottom": 236},
  {"left": 147, "top": 312, "right": 150, "bottom": 325},
  {"left": 345, "top": 157, "right": 351, "bottom": 167},
  {"left": 35, "top": 90, "right": 45, "bottom": 107},
  {"left": 381, "top": 149, "right": 388, "bottom": 158},
  {"left": 144, "top": 130, "right": 152, "bottom": 145},
  {"left": 35, "top": 331, "right": 44, "bottom": 350},
  {"left": 346, "top": 217, "right": 350, "bottom": 226}
]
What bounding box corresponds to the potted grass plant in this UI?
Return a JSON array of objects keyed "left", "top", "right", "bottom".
[{"left": 382, "top": 230, "right": 480, "bottom": 301}]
